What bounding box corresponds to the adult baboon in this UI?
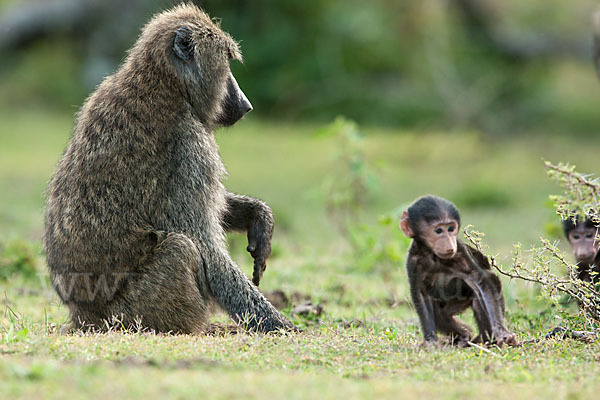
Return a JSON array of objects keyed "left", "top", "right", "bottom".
[{"left": 44, "top": 4, "right": 294, "bottom": 333}]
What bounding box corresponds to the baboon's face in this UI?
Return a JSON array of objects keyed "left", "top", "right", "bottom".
[
  {"left": 418, "top": 219, "right": 459, "bottom": 260},
  {"left": 172, "top": 25, "right": 252, "bottom": 126},
  {"left": 568, "top": 224, "right": 599, "bottom": 264}
]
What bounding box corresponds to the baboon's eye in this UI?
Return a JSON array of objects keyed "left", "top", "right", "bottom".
[
  {"left": 573, "top": 234, "right": 580, "bottom": 240},
  {"left": 586, "top": 233, "right": 595, "bottom": 239},
  {"left": 448, "top": 226, "right": 455, "bottom": 232},
  {"left": 434, "top": 228, "right": 443, "bottom": 234}
]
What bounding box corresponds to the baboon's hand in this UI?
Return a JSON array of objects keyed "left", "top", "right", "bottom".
[
  {"left": 247, "top": 205, "right": 274, "bottom": 286},
  {"left": 495, "top": 331, "right": 519, "bottom": 347}
]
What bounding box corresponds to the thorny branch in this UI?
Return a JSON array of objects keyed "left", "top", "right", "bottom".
[
  {"left": 464, "top": 226, "right": 600, "bottom": 325},
  {"left": 545, "top": 161, "right": 600, "bottom": 224}
]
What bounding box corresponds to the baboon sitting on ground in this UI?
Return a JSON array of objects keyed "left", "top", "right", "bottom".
[{"left": 44, "top": 4, "right": 295, "bottom": 333}]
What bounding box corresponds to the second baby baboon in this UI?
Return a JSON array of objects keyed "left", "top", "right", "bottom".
[
  {"left": 44, "top": 4, "right": 294, "bottom": 333},
  {"left": 562, "top": 216, "right": 600, "bottom": 283},
  {"left": 401, "top": 195, "right": 517, "bottom": 347}
]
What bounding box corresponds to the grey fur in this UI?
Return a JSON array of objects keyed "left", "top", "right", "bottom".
[{"left": 44, "top": 4, "right": 293, "bottom": 333}]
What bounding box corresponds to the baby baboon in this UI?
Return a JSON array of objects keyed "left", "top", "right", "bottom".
[
  {"left": 44, "top": 4, "right": 294, "bottom": 333},
  {"left": 562, "top": 216, "right": 600, "bottom": 283},
  {"left": 400, "top": 195, "right": 517, "bottom": 347}
]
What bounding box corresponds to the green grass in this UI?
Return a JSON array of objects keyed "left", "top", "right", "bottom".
[{"left": 2, "top": 108, "right": 600, "bottom": 399}]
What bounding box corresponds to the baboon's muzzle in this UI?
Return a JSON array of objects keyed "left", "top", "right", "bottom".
[{"left": 218, "top": 73, "right": 253, "bottom": 126}]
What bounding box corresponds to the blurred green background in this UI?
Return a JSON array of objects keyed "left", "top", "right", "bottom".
[
  {"left": 0, "top": 0, "right": 599, "bottom": 254},
  {"left": 1, "top": 0, "right": 600, "bottom": 131}
]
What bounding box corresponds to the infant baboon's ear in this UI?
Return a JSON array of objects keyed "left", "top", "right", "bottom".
[
  {"left": 173, "top": 26, "right": 194, "bottom": 62},
  {"left": 400, "top": 210, "right": 414, "bottom": 238}
]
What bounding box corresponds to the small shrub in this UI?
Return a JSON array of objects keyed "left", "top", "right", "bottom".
[
  {"left": 347, "top": 211, "right": 411, "bottom": 276},
  {"left": 316, "top": 116, "right": 379, "bottom": 236},
  {"left": 465, "top": 161, "right": 600, "bottom": 328}
]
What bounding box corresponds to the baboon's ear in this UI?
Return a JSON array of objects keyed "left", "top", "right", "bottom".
[
  {"left": 400, "top": 210, "right": 414, "bottom": 238},
  {"left": 173, "top": 26, "right": 194, "bottom": 62}
]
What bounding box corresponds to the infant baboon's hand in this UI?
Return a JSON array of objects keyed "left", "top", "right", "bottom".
[
  {"left": 496, "top": 331, "right": 519, "bottom": 347},
  {"left": 247, "top": 206, "right": 274, "bottom": 286}
]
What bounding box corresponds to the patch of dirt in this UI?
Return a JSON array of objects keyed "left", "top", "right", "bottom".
[
  {"left": 262, "top": 289, "right": 325, "bottom": 321},
  {"left": 262, "top": 289, "right": 315, "bottom": 310},
  {"left": 291, "top": 301, "right": 323, "bottom": 317},
  {"left": 263, "top": 289, "right": 290, "bottom": 310}
]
